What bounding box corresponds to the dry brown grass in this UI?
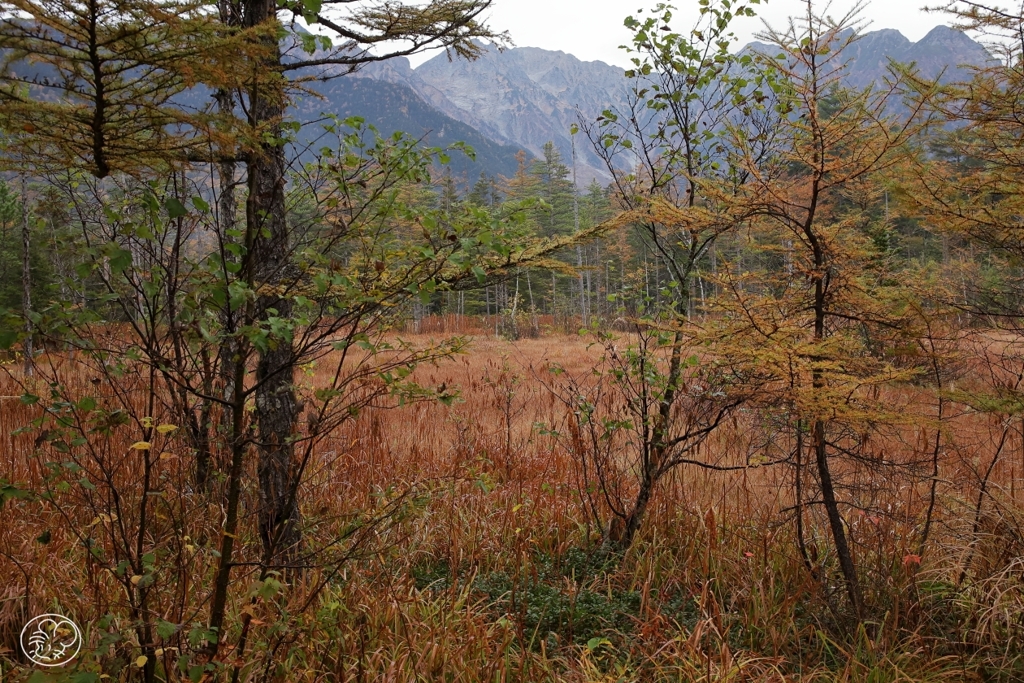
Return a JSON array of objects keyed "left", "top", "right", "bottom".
[{"left": 1, "top": 331, "right": 1022, "bottom": 681}]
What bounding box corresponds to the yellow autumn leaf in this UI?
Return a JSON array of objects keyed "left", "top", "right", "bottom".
[
  {"left": 130, "top": 442, "right": 151, "bottom": 450},
  {"left": 130, "top": 575, "right": 142, "bottom": 585},
  {"left": 154, "top": 648, "right": 164, "bottom": 657},
  {"left": 141, "top": 417, "right": 153, "bottom": 428},
  {"left": 135, "top": 655, "right": 148, "bottom": 667},
  {"left": 155, "top": 424, "right": 177, "bottom": 434}
]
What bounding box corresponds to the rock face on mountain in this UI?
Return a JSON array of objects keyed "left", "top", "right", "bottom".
[
  {"left": 888, "top": 25, "right": 997, "bottom": 84},
  {"left": 352, "top": 27, "right": 992, "bottom": 184},
  {"left": 356, "top": 46, "right": 629, "bottom": 184},
  {"left": 747, "top": 25, "right": 995, "bottom": 89},
  {"left": 414, "top": 47, "right": 626, "bottom": 154}
]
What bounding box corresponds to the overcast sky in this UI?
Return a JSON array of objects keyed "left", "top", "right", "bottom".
[{"left": 407, "top": 0, "right": 957, "bottom": 68}]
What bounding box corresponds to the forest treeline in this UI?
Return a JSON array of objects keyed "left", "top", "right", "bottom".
[{"left": 3, "top": 0, "right": 1024, "bottom": 681}]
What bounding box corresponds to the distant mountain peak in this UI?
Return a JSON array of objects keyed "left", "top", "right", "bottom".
[
  {"left": 742, "top": 25, "right": 993, "bottom": 87},
  {"left": 342, "top": 26, "right": 993, "bottom": 186},
  {"left": 917, "top": 23, "right": 993, "bottom": 54}
]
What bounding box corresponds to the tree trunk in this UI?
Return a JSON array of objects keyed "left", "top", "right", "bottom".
[
  {"left": 20, "top": 176, "right": 32, "bottom": 376},
  {"left": 214, "top": 0, "right": 241, "bottom": 475},
  {"left": 614, "top": 474, "right": 654, "bottom": 551},
  {"left": 245, "top": 0, "right": 302, "bottom": 568},
  {"left": 814, "top": 417, "right": 861, "bottom": 615},
  {"left": 217, "top": 87, "right": 240, "bottom": 444},
  {"left": 811, "top": 235, "right": 862, "bottom": 617}
]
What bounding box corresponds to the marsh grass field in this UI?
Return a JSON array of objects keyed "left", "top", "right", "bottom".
[{"left": 1, "top": 324, "right": 1023, "bottom": 682}]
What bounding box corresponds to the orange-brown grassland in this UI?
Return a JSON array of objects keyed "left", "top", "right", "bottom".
[{"left": 2, "top": 321, "right": 1023, "bottom": 682}]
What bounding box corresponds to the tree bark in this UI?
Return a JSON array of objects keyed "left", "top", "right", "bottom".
[
  {"left": 814, "top": 417, "right": 862, "bottom": 615},
  {"left": 216, "top": 86, "right": 239, "bottom": 481},
  {"left": 615, "top": 473, "right": 654, "bottom": 550},
  {"left": 810, "top": 228, "right": 862, "bottom": 617},
  {"left": 244, "top": 0, "right": 302, "bottom": 568},
  {"left": 20, "top": 176, "right": 33, "bottom": 376}
]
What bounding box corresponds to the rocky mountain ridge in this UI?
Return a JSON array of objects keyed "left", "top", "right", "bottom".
[
  {"left": 355, "top": 47, "right": 627, "bottom": 185},
  {"left": 351, "top": 26, "right": 993, "bottom": 184},
  {"left": 746, "top": 25, "right": 996, "bottom": 89}
]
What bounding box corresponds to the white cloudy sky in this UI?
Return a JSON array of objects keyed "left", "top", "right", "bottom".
[{"left": 407, "top": 0, "right": 957, "bottom": 68}]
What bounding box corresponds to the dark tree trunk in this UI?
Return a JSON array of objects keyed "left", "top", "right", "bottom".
[
  {"left": 244, "top": 0, "right": 302, "bottom": 567},
  {"left": 810, "top": 232, "right": 862, "bottom": 617},
  {"left": 21, "top": 176, "right": 33, "bottom": 376},
  {"left": 614, "top": 473, "right": 654, "bottom": 550},
  {"left": 814, "top": 417, "right": 862, "bottom": 615},
  {"left": 215, "top": 0, "right": 240, "bottom": 458},
  {"left": 216, "top": 86, "right": 239, "bottom": 471}
]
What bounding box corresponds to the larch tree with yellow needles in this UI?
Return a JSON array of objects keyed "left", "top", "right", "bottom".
[
  {"left": 904, "top": 1, "right": 1024, "bottom": 317},
  {"left": 0, "top": 0, "right": 264, "bottom": 176},
  {"left": 714, "top": 0, "right": 938, "bottom": 620}
]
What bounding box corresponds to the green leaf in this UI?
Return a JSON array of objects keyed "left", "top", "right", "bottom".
[
  {"left": 156, "top": 619, "right": 178, "bottom": 640},
  {"left": 75, "top": 261, "right": 94, "bottom": 280},
  {"left": 165, "top": 198, "right": 188, "bottom": 219},
  {"left": 257, "top": 577, "right": 283, "bottom": 599},
  {"left": 1, "top": 481, "right": 33, "bottom": 504},
  {"left": 0, "top": 326, "right": 17, "bottom": 350},
  {"left": 27, "top": 669, "right": 56, "bottom": 683},
  {"left": 108, "top": 246, "right": 132, "bottom": 274}
]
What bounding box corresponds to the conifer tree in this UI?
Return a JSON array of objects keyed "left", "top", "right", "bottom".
[
  {"left": 0, "top": 0, "right": 258, "bottom": 176},
  {"left": 715, "top": 0, "right": 936, "bottom": 619},
  {"left": 529, "top": 141, "right": 576, "bottom": 237},
  {"left": 205, "top": 0, "right": 510, "bottom": 573},
  {"left": 468, "top": 171, "right": 500, "bottom": 207},
  {"left": 903, "top": 2, "right": 1024, "bottom": 317}
]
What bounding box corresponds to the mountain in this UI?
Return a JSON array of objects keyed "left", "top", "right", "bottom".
[
  {"left": 846, "top": 25, "right": 996, "bottom": 87},
  {"left": 746, "top": 25, "right": 995, "bottom": 88},
  {"left": 352, "top": 27, "right": 994, "bottom": 185},
  {"left": 290, "top": 76, "right": 526, "bottom": 180},
  {"left": 355, "top": 48, "right": 629, "bottom": 185},
  {"left": 3, "top": 24, "right": 996, "bottom": 188}
]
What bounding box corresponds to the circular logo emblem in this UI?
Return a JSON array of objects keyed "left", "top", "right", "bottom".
[{"left": 20, "top": 614, "right": 82, "bottom": 667}]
